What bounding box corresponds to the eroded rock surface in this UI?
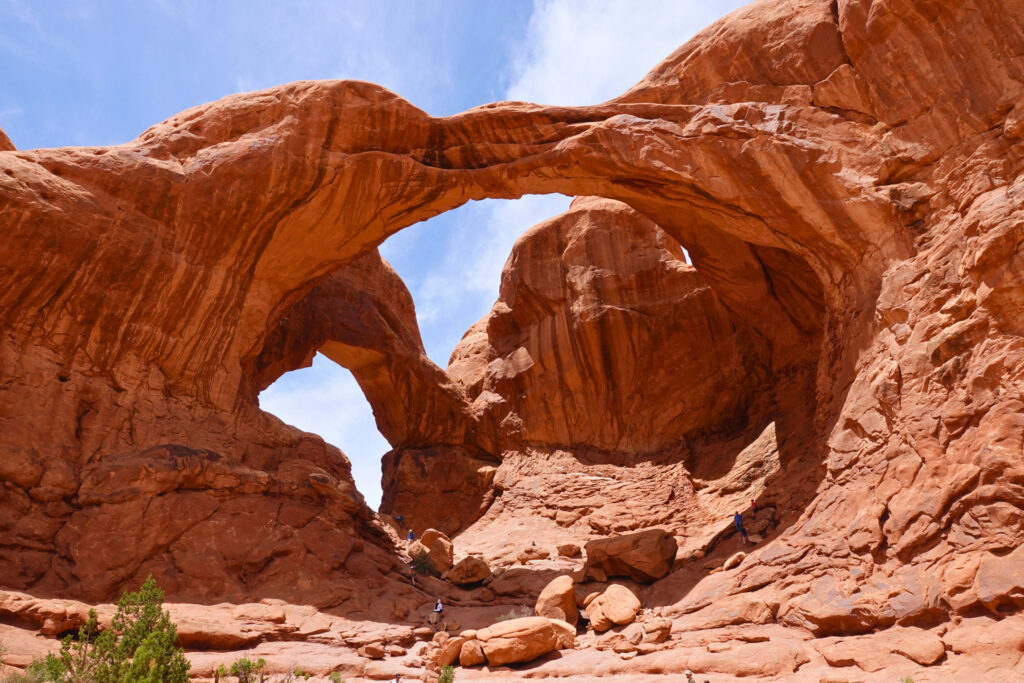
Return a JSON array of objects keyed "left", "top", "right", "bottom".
[{"left": 4, "top": 0, "right": 1024, "bottom": 679}]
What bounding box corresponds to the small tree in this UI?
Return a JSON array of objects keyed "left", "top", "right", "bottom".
[
  {"left": 410, "top": 552, "right": 437, "bottom": 577},
  {"left": 229, "top": 657, "right": 266, "bottom": 683},
  {"left": 34, "top": 576, "right": 189, "bottom": 683},
  {"left": 437, "top": 664, "right": 455, "bottom": 683}
]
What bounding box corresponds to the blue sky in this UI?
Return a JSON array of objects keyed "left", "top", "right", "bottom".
[{"left": 1, "top": 0, "right": 747, "bottom": 507}]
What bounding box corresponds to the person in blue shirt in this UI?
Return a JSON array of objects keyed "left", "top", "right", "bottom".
[
  {"left": 734, "top": 511, "right": 750, "bottom": 544},
  {"left": 407, "top": 529, "right": 415, "bottom": 542}
]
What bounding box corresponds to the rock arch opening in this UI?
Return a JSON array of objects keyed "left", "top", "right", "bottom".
[
  {"left": 1, "top": 72, "right": 899, "bottom": 606},
  {"left": 257, "top": 353, "right": 390, "bottom": 507}
]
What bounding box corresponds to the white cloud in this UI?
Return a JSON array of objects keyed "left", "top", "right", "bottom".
[{"left": 507, "top": 0, "right": 748, "bottom": 106}]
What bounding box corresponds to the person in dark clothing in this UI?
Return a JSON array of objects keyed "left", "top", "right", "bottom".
[
  {"left": 734, "top": 511, "right": 750, "bottom": 544},
  {"left": 407, "top": 529, "right": 415, "bottom": 542},
  {"left": 396, "top": 514, "right": 405, "bottom": 526}
]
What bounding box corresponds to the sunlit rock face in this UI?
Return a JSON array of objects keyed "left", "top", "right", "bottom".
[
  {"left": 454, "top": 196, "right": 756, "bottom": 455},
  {"left": 2, "top": 1, "right": 1024, "bottom": 677}
]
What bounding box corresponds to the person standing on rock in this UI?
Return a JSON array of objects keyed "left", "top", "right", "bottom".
[
  {"left": 434, "top": 598, "right": 444, "bottom": 619},
  {"left": 733, "top": 511, "right": 750, "bottom": 544},
  {"left": 684, "top": 670, "right": 696, "bottom": 683},
  {"left": 407, "top": 529, "right": 415, "bottom": 543},
  {"left": 389, "top": 674, "right": 401, "bottom": 683}
]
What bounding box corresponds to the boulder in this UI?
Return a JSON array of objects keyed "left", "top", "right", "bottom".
[
  {"left": 357, "top": 643, "right": 386, "bottom": 659},
  {"left": 584, "top": 529, "right": 677, "bottom": 583},
  {"left": 586, "top": 585, "right": 641, "bottom": 632},
  {"left": 596, "top": 626, "right": 641, "bottom": 653},
  {"left": 535, "top": 575, "right": 578, "bottom": 625},
  {"left": 641, "top": 617, "right": 672, "bottom": 644},
  {"left": 517, "top": 546, "right": 551, "bottom": 563},
  {"left": 442, "top": 556, "right": 491, "bottom": 585},
  {"left": 420, "top": 528, "right": 455, "bottom": 573},
  {"left": 476, "top": 616, "right": 561, "bottom": 666},
  {"left": 557, "top": 543, "right": 582, "bottom": 557},
  {"left": 459, "top": 639, "right": 486, "bottom": 667},
  {"left": 438, "top": 636, "right": 467, "bottom": 666},
  {"left": 549, "top": 618, "right": 576, "bottom": 649},
  {"left": 723, "top": 551, "right": 746, "bottom": 571}
]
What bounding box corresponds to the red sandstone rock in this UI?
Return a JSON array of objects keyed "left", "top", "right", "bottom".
[
  {"left": 458, "top": 638, "right": 485, "bottom": 667},
  {"left": 2, "top": 0, "right": 1024, "bottom": 679},
  {"left": 585, "top": 585, "right": 642, "bottom": 633},
  {"left": 557, "top": 543, "right": 581, "bottom": 558},
  {"left": 535, "top": 575, "right": 578, "bottom": 626},
  {"left": 476, "top": 616, "right": 561, "bottom": 666},
  {"left": 441, "top": 556, "right": 491, "bottom": 585},
  {"left": 418, "top": 529, "right": 454, "bottom": 574},
  {"left": 584, "top": 529, "right": 677, "bottom": 583}
]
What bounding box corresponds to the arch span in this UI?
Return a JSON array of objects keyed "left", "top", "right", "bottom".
[{"left": 3, "top": 1, "right": 1022, "bottom": 644}]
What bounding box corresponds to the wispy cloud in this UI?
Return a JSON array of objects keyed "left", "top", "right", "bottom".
[{"left": 507, "top": 0, "right": 747, "bottom": 106}]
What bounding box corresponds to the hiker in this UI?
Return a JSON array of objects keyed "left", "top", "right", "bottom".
[
  {"left": 407, "top": 529, "right": 415, "bottom": 542},
  {"left": 396, "top": 514, "right": 405, "bottom": 526},
  {"left": 733, "top": 511, "right": 750, "bottom": 544},
  {"left": 389, "top": 674, "right": 402, "bottom": 683},
  {"left": 684, "top": 670, "right": 696, "bottom": 683},
  {"left": 434, "top": 598, "right": 444, "bottom": 619},
  {"left": 751, "top": 500, "right": 759, "bottom": 513}
]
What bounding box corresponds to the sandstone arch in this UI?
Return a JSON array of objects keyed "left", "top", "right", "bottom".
[{"left": 0, "top": 2, "right": 1022, "bottom": 657}]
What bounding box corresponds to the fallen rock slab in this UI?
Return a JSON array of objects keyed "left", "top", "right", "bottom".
[
  {"left": 420, "top": 528, "right": 455, "bottom": 573},
  {"left": 442, "top": 555, "right": 491, "bottom": 585},
  {"left": 476, "top": 616, "right": 562, "bottom": 666},
  {"left": 584, "top": 529, "right": 677, "bottom": 583}
]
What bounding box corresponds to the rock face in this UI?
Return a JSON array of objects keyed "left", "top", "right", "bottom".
[
  {"left": 449, "top": 195, "right": 754, "bottom": 454},
  {"left": 4, "top": 0, "right": 1024, "bottom": 679},
  {"left": 584, "top": 529, "right": 678, "bottom": 583}
]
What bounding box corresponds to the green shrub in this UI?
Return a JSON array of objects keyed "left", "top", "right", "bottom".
[
  {"left": 493, "top": 606, "right": 531, "bottom": 623},
  {"left": 213, "top": 664, "right": 229, "bottom": 683},
  {"left": 2, "top": 662, "right": 45, "bottom": 683},
  {"left": 31, "top": 575, "right": 189, "bottom": 683},
  {"left": 327, "top": 672, "right": 343, "bottom": 683},
  {"left": 229, "top": 658, "right": 265, "bottom": 683},
  {"left": 437, "top": 664, "right": 455, "bottom": 683},
  {"left": 410, "top": 552, "right": 438, "bottom": 577}
]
